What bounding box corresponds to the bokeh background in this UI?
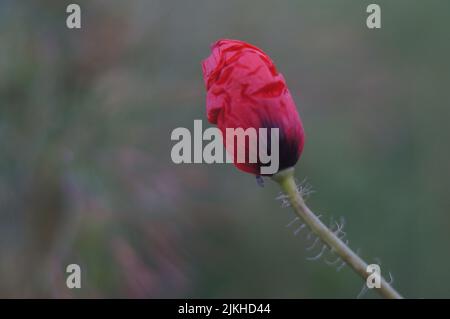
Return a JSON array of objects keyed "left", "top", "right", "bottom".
[{"left": 1, "top": 0, "right": 450, "bottom": 298}]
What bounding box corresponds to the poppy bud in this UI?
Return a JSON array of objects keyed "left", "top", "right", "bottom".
[{"left": 202, "top": 39, "right": 305, "bottom": 175}]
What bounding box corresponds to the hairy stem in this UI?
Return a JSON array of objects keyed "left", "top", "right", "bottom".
[{"left": 272, "top": 167, "right": 403, "bottom": 299}]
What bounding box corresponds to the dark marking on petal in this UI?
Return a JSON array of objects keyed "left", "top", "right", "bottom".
[{"left": 259, "top": 119, "right": 301, "bottom": 175}]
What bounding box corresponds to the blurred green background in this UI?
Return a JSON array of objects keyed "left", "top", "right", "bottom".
[{"left": 1, "top": 0, "right": 450, "bottom": 298}]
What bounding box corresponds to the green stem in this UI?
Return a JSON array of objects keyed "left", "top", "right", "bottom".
[{"left": 272, "top": 167, "right": 403, "bottom": 299}]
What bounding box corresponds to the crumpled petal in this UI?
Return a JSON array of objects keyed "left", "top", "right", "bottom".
[{"left": 202, "top": 39, "right": 305, "bottom": 175}]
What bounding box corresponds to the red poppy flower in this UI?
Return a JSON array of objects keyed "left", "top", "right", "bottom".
[{"left": 202, "top": 39, "right": 305, "bottom": 175}]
